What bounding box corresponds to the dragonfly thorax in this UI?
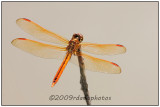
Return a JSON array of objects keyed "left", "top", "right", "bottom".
[{"left": 66, "top": 34, "right": 83, "bottom": 54}]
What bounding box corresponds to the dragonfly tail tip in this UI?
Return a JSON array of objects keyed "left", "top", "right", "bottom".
[{"left": 51, "top": 83, "right": 55, "bottom": 87}]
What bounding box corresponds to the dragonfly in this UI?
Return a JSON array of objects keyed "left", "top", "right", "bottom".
[{"left": 11, "top": 18, "right": 126, "bottom": 87}]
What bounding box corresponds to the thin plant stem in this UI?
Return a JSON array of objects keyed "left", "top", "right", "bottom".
[{"left": 77, "top": 47, "right": 91, "bottom": 105}]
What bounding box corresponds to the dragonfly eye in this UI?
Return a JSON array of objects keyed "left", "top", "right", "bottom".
[
  {"left": 79, "top": 37, "right": 83, "bottom": 42},
  {"left": 75, "top": 35, "right": 79, "bottom": 38},
  {"left": 73, "top": 34, "right": 80, "bottom": 38},
  {"left": 73, "top": 33, "right": 83, "bottom": 42}
]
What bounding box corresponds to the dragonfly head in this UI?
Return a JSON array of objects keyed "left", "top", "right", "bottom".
[{"left": 72, "top": 33, "right": 83, "bottom": 43}]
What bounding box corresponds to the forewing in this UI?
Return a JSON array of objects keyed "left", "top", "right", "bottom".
[
  {"left": 11, "top": 38, "right": 66, "bottom": 59},
  {"left": 81, "top": 43, "right": 126, "bottom": 55},
  {"left": 16, "top": 18, "right": 69, "bottom": 45}
]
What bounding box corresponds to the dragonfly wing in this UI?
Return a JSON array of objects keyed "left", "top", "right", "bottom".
[
  {"left": 70, "top": 53, "right": 121, "bottom": 74},
  {"left": 81, "top": 43, "right": 126, "bottom": 55},
  {"left": 11, "top": 38, "right": 66, "bottom": 59},
  {"left": 16, "top": 18, "right": 69, "bottom": 46}
]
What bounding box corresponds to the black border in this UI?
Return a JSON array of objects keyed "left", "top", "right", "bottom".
[{"left": 1, "top": 1, "right": 159, "bottom": 106}]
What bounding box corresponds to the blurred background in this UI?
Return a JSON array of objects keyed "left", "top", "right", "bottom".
[{"left": 2, "top": 2, "right": 158, "bottom": 105}]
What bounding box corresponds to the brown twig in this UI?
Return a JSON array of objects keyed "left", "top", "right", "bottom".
[{"left": 77, "top": 47, "right": 91, "bottom": 105}]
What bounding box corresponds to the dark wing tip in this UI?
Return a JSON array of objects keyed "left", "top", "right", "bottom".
[
  {"left": 22, "top": 18, "right": 31, "bottom": 22},
  {"left": 111, "top": 62, "right": 122, "bottom": 74},
  {"left": 11, "top": 38, "right": 27, "bottom": 45},
  {"left": 16, "top": 18, "right": 31, "bottom": 23},
  {"left": 111, "top": 62, "right": 119, "bottom": 67},
  {"left": 116, "top": 44, "right": 124, "bottom": 47},
  {"left": 17, "top": 38, "right": 27, "bottom": 40}
]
